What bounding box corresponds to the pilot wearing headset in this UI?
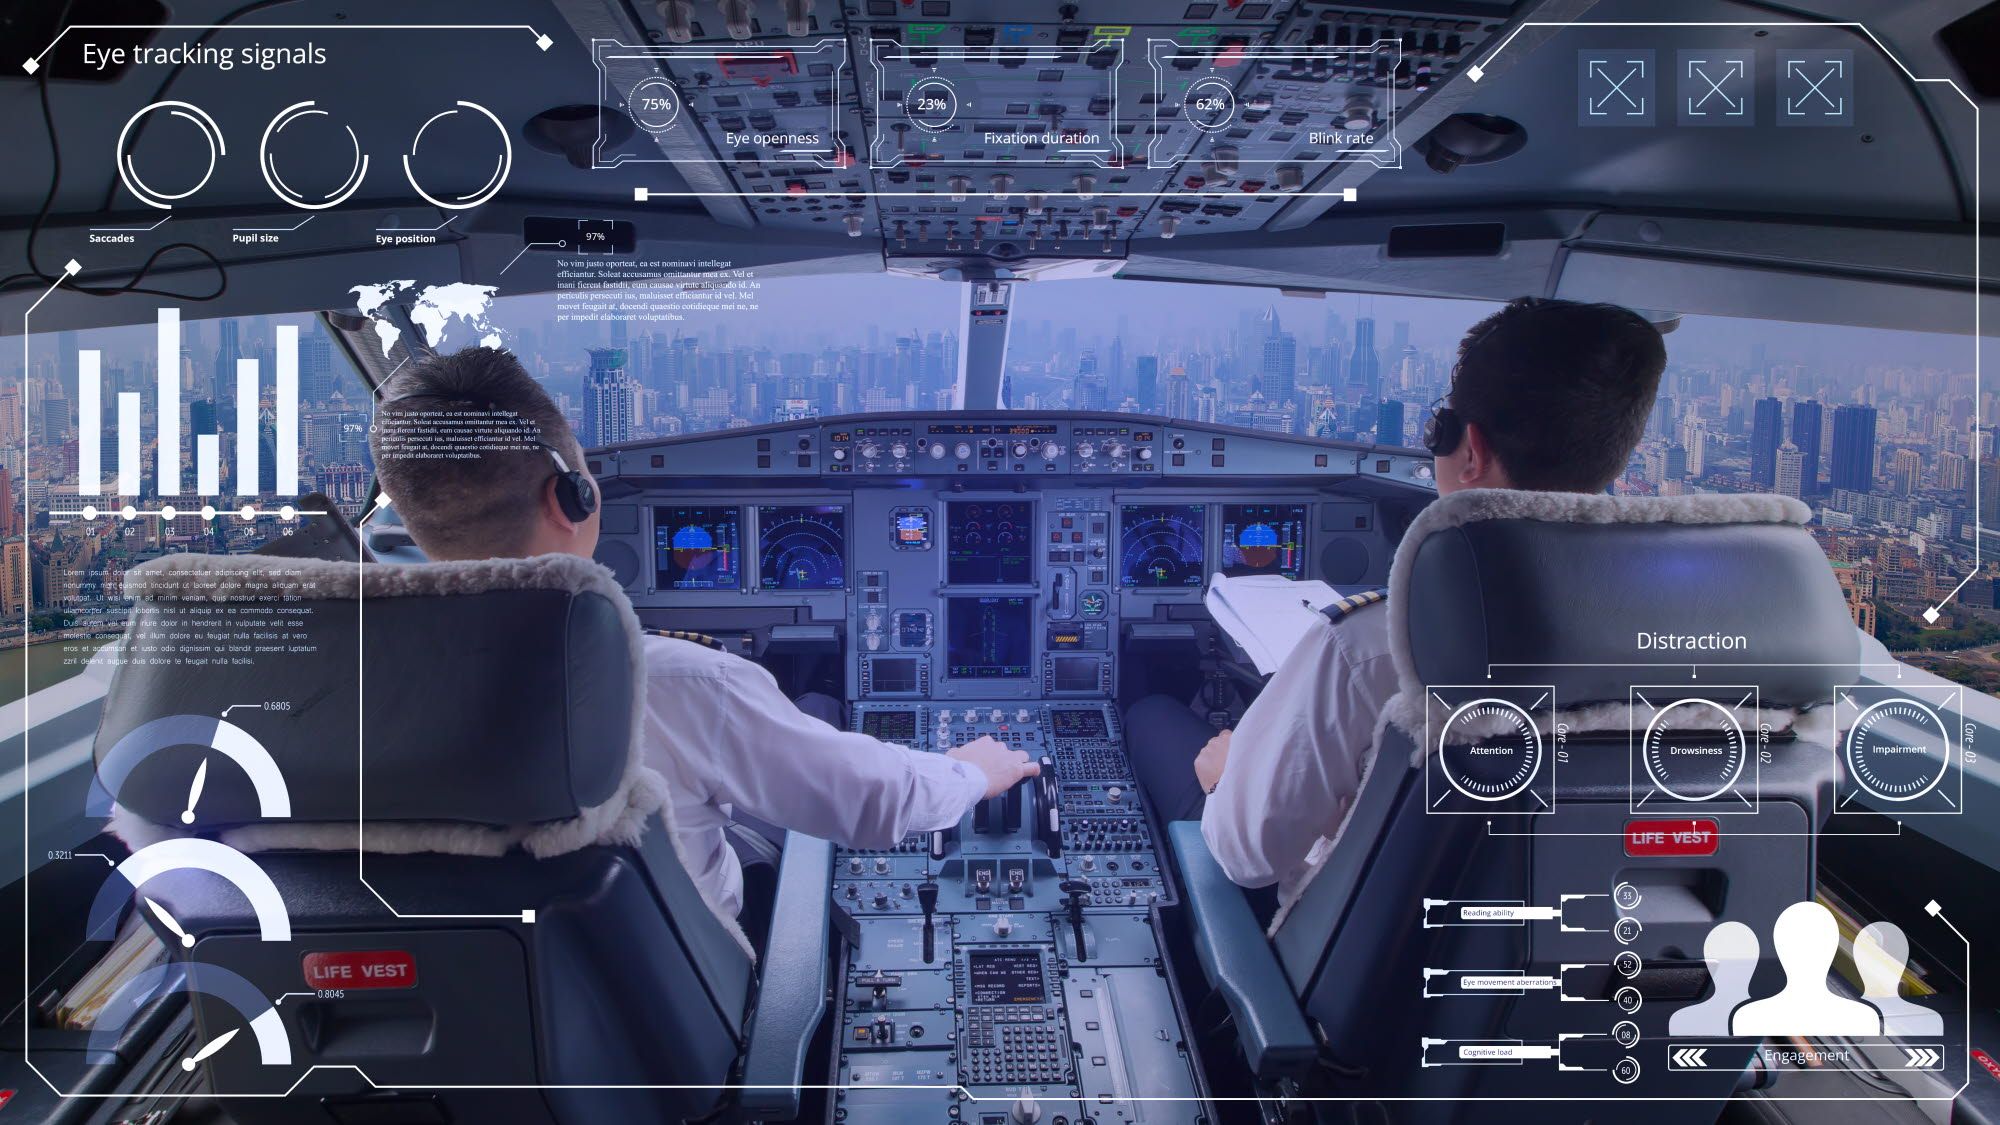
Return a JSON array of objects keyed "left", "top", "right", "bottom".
[
  {"left": 372, "top": 347, "right": 1038, "bottom": 919},
  {"left": 1129, "top": 298, "right": 1667, "bottom": 910}
]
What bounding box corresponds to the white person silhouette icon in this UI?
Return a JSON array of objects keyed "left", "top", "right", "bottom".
[
  {"left": 1669, "top": 921, "right": 1759, "bottom": 1037},
  {"left": 1730, "top": 901, "right": 1881, "bottom": 1037},
  {"left": 1854, "top": 921, "right": 1943, "bottom": 1038}
]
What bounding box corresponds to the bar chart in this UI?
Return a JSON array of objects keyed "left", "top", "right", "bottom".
[{"left": 74, "top": 310, "right": 304, "bottom": 518}]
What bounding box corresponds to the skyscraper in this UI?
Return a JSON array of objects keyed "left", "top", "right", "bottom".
[
  {"left": 581, "top": 347, "right": 635, "bottom": 449},
  {"left": 1775, "top": 442, "right": 1804, "bottom": 499},
  {"left": 1376, "top": 399, "right": 1406, "bottom": 446},
  {"left": 1164, "top": 367, "right": 1191, "bottom": 419},
  {"left": 1347, "top": 317, "right": 1379, "bottom": 401},
  {"left": 1750, "top": 397, "right": 1783, "bottom": 488},
  {"left": 1134, "top": 355, "right": 1159, "bottom": 409},
  {"left": 1829, "top": 404, "right": 1878, "bottom": 493},
  {"left": 1790, "top": 399, "right": 1823, "bottom": 496},
  {"left": 1257, "top": 308, "right": 1297, "bottom": 407}
]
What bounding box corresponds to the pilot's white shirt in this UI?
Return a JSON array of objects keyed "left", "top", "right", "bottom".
[
  {"left": 640, "top": 635, "right": 986, "bottom": 917},
  {"left": 1200, "top": 603, "right": 1398, "bottom": 906}
]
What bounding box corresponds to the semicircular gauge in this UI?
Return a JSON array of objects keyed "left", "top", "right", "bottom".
[
  {"left": 116, "top": 100, "right": 227, "bottom": 210},
  {"left": 259, "top": 101, "right": 369, "bottom": 210},
  {"left": 87, "top": 714, "right": 292, "bottom": 822},
  {"left": 1437, "top": 698, "right": 1544, "bottom": 802},
  {"left": 88, "top": 838, "right": 292, "bottom": 944},
  {"left": 403, "top": 100, "right": 513, "bottom": 210},
  {"left": 91, "top": 962, "right": 292, "bottom": 1068}
]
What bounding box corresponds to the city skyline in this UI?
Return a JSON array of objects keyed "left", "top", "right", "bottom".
[{"left": 2, "top": 276, "right": 1995, "bottom": 692}]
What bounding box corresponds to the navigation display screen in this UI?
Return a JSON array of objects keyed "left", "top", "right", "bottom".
[
  {"left": 946, "top": 596, "right": 1032, "bottom": 678},
  {"left": 1119, "top": 504, "right": 1206, "bottom": 588},
  {"left": 655, "top": 506, "right": 743, "bottom": 590},
  {"left": 946, "top": 500, "right": 1034, "bottom": 585},
  {"left": 968, "top": 950, "right": 1046, "bottom": 1005},
  {"left": 757, "top": 505, "right": 847, "bottom": 590},
  {"left": 1221, "top": 503, "right": 1308, "bottom": 579}
]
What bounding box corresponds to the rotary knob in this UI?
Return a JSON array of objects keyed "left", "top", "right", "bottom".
[
  {"left": 994, "top": 915, "right": 1014, "bottom": 937},
  {"left": 990, "top": 709, "right": 1004, "bottom": 722},
  {"left": 1016, "top": 708, "right": 1031, "bottom": 723},
  {"left": 1012, "top": 441, "right": 1029, "bottom": 457},
  {"left": 955, "top": 442, "right": 972, "bottom": 459},
  {"left": 1076, "top": 441, "right": 1096, "bottom": 459},
  {"left": 1137, "top": 447, "right": 1153, "bottom": 461},
  {"left": 929, "top": 442, "right": 947, "bottom": 460},
  {"left": 890, "top": 441, "right": 909, "bottom": 459},
  {"left": 831, "top": 448, "right": 848, "bottom": 461},
  {"left": 1041, "top": 443, "right": 1063, "bottom": 460},
  {"left": 859, "top": 441, "right": 880, "bottom": 460},
  {"left": 1107, "top": 442, "right": 1128, "bottom": 459}
]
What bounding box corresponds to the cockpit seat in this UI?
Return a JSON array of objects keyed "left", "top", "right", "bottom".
[
  {"left": 1170, "top": 490, "right": 1858, "bottom": 1121},
  {"left": 91, "top": 552, "right": 829, "bottom": 1124}
]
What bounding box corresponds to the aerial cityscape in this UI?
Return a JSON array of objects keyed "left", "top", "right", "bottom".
[{"left": 1, "top": 276, "right": 1990, "bottom": 698}]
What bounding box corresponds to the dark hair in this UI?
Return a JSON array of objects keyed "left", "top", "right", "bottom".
[
  {"left": 369, "top": 347, "right": 580, "bottom": 558},
  {"left": 1448, "top": 297, "right": 1666, "bottom": 492}
]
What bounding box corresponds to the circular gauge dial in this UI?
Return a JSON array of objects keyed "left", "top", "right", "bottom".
[
  {"left": 1437, "top": 699, "right": 1544, "bottom": 802},
  {"left": 1642, "top": 699, "right": 1748, "bottom": 802},
  {"left": 1845, "top": 698, "right": 1952, "bottom": 802}
]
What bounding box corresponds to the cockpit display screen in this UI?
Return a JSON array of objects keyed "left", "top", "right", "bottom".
[
  {"left": 860, "top": 709, "right": 918, "bottom": 744},
  {"left": 1051, "top": 708, "right": 1109, "bottom": 739},
  {"left": 1221, "top": 503, "right": 1307, "bottom": 579},
  {"left": 968, "top": 950, "right": 1046, "bottom": 1005},
  {"left": 1119, "top": 504, "right": 1206, "bottom": 588},
  {"left": 655, "top": 506, "right": 743, "bottom": 590},
  {"left": 757, "top": 505, "right": 847, "bottom": 590},
  {"left": 947, "top": 501, "right": 1034, "bottom": 585},
  {"left": 946, "top": 596, "right": 1032, "bottom": 679}
]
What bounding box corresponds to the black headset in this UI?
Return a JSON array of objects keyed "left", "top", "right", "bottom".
[
  {"left": 379, "top": 390, "right": 599, "bottom": 522},
  {"left": 1423, "top": 301, "right": 1539, "bottom": 458}
]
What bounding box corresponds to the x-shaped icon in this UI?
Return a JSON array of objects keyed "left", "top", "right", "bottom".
[
  {"left": 1785, "top": 58, "right": 1845, "bottom": 115},
  {"left": 1684, "top": 58, "right": 1748, "bottom": 116},
  {"left": 1587, "top": 58, "right": 1648, "bottom": 116}
]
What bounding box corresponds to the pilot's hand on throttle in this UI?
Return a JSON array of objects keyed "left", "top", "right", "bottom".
[
  {"left": 1194, "top": 729, "right": 1232, "bottom": 795},
  {"left": 948, "top": 736, "right": 1041, "bottom": 799}
]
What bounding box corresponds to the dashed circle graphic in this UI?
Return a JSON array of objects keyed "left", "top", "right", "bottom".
[
  {"left": 1845, "top": 698, "right": 1951, "bottom": 802},
  {"left": 1438, "top": 698, "right": 1543, "bottom": 802},
  {"left": 1642, "top": 698, "right": 1747, "bottom": 802}
]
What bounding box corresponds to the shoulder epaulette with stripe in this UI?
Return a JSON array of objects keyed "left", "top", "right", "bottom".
[
  {"left": 1320, "top": 587, "right": 1388, "bottom": 623},
  {"left": 645, "top": 628, "right": 729, "bottom": 652}
]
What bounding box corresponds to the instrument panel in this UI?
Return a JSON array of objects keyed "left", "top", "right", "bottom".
[
  {"left": 586, "top": 414, "right": 1430, "bottom": 1125},
  {"left": 592, "top": 412, "right": 1428, "bottom": 703}
]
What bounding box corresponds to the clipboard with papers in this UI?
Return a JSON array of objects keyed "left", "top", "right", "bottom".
[{"left": 1202, "top": 572, "right": 1353, "bottom": 676}]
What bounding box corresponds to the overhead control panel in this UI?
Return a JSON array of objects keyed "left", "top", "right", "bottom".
[{"left": 574, "top": 4, "right": 1504, "bottom": 246}]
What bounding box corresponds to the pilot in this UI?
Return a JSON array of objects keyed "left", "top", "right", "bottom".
[
  {"left": 1129, "top": 297, "right": 1667, "bottom": 909},
  {"left": 370, "top": 347, "right": 1039, "bottom": 918}
]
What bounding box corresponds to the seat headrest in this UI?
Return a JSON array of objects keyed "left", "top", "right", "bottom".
[
  {"left": 93, "top": 554, "right": 638, "bottom": 834},
  {"left": 1391, "top": 491, "right": 1859, "bottom": 709}
]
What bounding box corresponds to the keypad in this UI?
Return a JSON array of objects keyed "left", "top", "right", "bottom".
[{"left": 962, "top": 1007, "right": 1069, "bottom": 1086}]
